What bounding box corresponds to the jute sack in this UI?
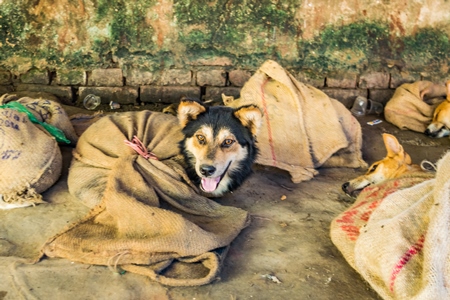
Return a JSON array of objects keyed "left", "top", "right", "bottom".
[
  {"left": 0, "top": 107, "right": 62, "bottom": 207},
  {"left": 0, "top": 95, "right": 79, "bottom": 144},
  {"left": 224, "top": 60, "right": 366, "bottom": 183},
  {"left": 353, "top": 151, "right": 450, "bottom": 299},
  {"left": 331, "top": 152, "right": 450, "bottom": 299},
  {"left": 330, "top": 172, "right": 434, "bottom": 270},
  {"left": 42, "top": 111, "right": 250, "bottom": 286},
  {"left": 384, "top": 81, "right": 446, "bottom": 133}
]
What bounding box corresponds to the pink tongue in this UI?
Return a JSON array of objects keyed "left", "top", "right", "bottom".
[{"left": 201, "top": 177, "right": 221, "bottom": 192}]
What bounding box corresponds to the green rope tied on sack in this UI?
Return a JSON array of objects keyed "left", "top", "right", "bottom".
[{"left": 0, "top": 101, "right": 71, "bottom": 144}]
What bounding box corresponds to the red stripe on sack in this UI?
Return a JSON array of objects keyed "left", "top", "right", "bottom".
[
  {"left": 389, "top": 234, "right": 425, "bottom": 292},
  {"left": 260, "top": 78, "right": 277, "bottom": 165}
]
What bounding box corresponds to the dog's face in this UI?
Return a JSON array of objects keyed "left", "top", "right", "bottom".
[
  {"left": 425, "top": 80, "right": 450, "bottom": 138},
  {"left": 425, "top": 99, "right": 450, "bottom": 138},
  {"left": 178, "top": 99, "right": 262, "bottom": 196},
  {"left": 342, "top": 133, "right": 415, "bottom": 198}
]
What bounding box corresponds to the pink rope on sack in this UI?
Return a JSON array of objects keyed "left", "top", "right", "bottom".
[{"left": 124, "top": 135, "right": 158, "bottom": 160}]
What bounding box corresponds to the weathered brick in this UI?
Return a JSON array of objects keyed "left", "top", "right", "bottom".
[
  {"left": 359, "top": 71, "right": 390, "bottom": 89},
  {"left": 20, "top": 69, "right": 49, "bottom": 85},
  {"left": 0, "top": 70, "right": 11, "bottom": 85},
  {"left": 295, "top": 72, "right": 325, "bottom": 88},
  {"left": 0, "top": 85, "right": 14, "bottom": 95},
  {"left": 228, "top": 70, "right": 251, "bottom": 87},
  {"left": 196, "top": 70, "right": 226, "bottom": 86},
  {"left": 369, "top": 89, "right": 395, "bottom": 104},
  {"left": 320, "top": 88, "right": 368, "bottom": 108},
  {"left": 140, "top": 86, "right": 201, "bottom": 103},
  {"left": 78, "top": 86, "right": 138, "bottom": 105},
  {"left": 326, "top": 72, "right": 358, "bottom": 89},
  {"left": 54, "top": 69, "right": 86, "bottom": 86},
  {"left": 390, "top": 70, "right": 420, "bottom": 88},
  {"left": 88, "top": 68, "right": 123, "bottom": 87},
  {"left": 204, "top": 87, "right": 241, "bottom": 103},
  {"left": 161, "top": 69, "right": 192, "bottom": 86},
  {"left": 15, "top": 84, "right": 73, "bottom": 105},
  {"left": 126, "top": 68, "right": 155, "bottom": 86}
]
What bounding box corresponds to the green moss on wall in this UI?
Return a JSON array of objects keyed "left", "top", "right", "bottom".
[
  {"left": 96, "top": 0, "right": 156, "bottom": 52},
  {"left": 401, "top": 28, "right": 449, "bottom": 70},
  {"left": 0, "top": 4, "right": 29, "bottom": 55},
  {"left": 0, "top": 1, "right": 448, "bottom": 76},
  {"left": 174, "top": 0, "right": 298, "bottom": 54},
  {"left": 298, "top": 21, "right": 391, "bottom": 72}
]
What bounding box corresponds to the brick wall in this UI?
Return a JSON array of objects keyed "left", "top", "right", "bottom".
[{"left": 0, "top": 66, "right": 436, "bottom": 109}]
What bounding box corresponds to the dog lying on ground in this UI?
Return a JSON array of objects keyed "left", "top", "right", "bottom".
[
  {"left": 342, "top": 133, "right": 423, "bottom": 198},
  {"left": 425, "top": 80, "right": 450, "bottom": 138},
  {"left": 178, "top": 98, "right": 262, "bottom": 196}
]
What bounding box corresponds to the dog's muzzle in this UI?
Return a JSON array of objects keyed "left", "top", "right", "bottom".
[
  {"left": 342, "top": 181, "right": 366, "bottom": 198},
  {"left": 198, "top": 162, "right": 231, "bottom": 193},
  {"left": 424, "top": 128, "right": 438, "bottom": 137}
]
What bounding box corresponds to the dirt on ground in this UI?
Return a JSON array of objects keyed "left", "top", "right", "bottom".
[{"left": 0, "top": 105, "right": 449, "bottom": 300}]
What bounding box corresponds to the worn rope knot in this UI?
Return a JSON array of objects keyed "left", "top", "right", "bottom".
[
  {"left": 124, "top": 135, "right": 158, "bottom": 160},
  {"left": 420, "top": 159, "right": 437, "bottom": 172},
  {"left": 107, "top": 250, "right": 131, "bottom": 274}
]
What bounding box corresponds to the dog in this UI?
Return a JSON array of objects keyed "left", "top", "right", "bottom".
[
  {"left": 342, "top": 133, "right": 423, "bottom": 198},
  {"left": 425, "top": 80, "right": 450, "bottom": 138},
  {"left": 177, "top": 98, "right": 262, "bottom": 196}
]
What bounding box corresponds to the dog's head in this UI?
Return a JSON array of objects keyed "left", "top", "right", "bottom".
[
  {"left": 425, "top": 80, "right": 450, "bottom": 138},
  {"left": 342, "top": 133, "right": 416, "bottom": 198},
  {"left": 178, "top": 98, "right": 262, "bottom": 196}
]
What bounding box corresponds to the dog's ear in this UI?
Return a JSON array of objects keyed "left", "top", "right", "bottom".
[
  {"left": 234, "top": 105, "right": 263, "bottom": 136},
  {"left": 177, "top": 98, "right": 206, "bottom": 128},
  {"left": 221, "top": 93, "right": 235, "bottom": 105},
  {"left": 382, "top": 133, "right": 411, "bottom": 163}
]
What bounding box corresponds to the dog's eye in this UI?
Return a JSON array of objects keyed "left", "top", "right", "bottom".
[
  {"left": 221, "top": 139, "right": 235, "bottom": 148},
  {"left": 196, "top": 134, "right": 206, "bottom": 145},
  {"left": 368, "top": 164, "right": 378, "bottom": 173}
]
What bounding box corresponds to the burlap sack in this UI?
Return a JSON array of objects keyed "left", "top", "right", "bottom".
[
  {"left": 384, "top": 81, "right": 446, "bottom": 133},
  {"left": 0, "top": 95, "right": 79, "bottom": 144},
  {"left": 331, "top": 151, "right": 450, "bottom": 299},
  {"left": 0, "top": 107, "right": 62, "bottom": 207},
  {"left": 225, "top": 60, "right": 366, "bottom": 183},
  {"left": 42, "top": 111, "right": 250, "bottom": 286},
  {"left": 330, "top": 172, "right": 434, "bottom": 270}
]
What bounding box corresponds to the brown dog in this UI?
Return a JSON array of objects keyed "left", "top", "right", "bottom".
[
  {"left": 425, "top": 80, "right": 450, "bottom": 138},
  {"left": 342, "top": 133, "right": 422, "bottom": 198}
]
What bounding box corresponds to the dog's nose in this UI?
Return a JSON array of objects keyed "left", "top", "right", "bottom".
[
  {"left": 200, "top": 165, "right": 216, "bottom": 176},
  {"left": 424, "top": 128, "right": 432, "bottom": 136},
  {"left": 342, "top": 182, "right": 349, "bottom": 192}
]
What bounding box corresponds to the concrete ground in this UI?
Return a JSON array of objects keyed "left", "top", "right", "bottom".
[{"left": 0, "top": 106, "right": 449, "bottom": 300}]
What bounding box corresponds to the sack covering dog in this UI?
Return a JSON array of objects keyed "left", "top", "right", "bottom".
[
  {"left": 384, "top": 81, "right": 446, "bottom": 133},
  {"left": 331, "top": 151, "right": 450, "bottom": 299},
  {"left": 42, "top": 111, "right": 250, "bottom": 286}
]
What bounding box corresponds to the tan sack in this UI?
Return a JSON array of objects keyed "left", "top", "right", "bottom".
[
  {"left": 0, "top": 94, "right": 79, "bottom": 144},
  {"left": 331, "top": 151, "right": 450, "bottom": 299},
  {"left": 384, "top": 81, "right": 446, "bottom": 133},
  {"left": 224, "top": 60, "right": 367, "bottom": 183},
  {"left": 0, "top": 107, "right": 62, "bottom": 208},
  {"left": 42, "top": 111, "right": 250, "bottom": 286}
]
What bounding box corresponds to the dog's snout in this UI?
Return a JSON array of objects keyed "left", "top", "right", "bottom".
[
  {"left": 424, "top": 128, "right": 432, "bottom": 137},
  {"left": 342, "top": 182, "right": 349, "bottom": 192},
  {"left": 200, "top": 164, "right": 216, "bottom": 176}
]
